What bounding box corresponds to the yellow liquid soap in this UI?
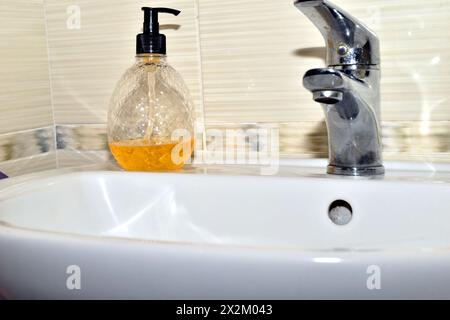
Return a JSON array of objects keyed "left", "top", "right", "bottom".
[{"left": 109, "top": 138, "right": 195, "bottom": 171}]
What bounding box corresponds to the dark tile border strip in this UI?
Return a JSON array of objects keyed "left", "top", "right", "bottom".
[
  {"left": 2, "top": 122, "right": 447, "bottom": 164},
  {"left": 0, "top": 126, "right": 55, "bottom": 162}
]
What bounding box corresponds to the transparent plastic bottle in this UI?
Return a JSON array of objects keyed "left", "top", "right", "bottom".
[
  {"left": 108, "top": 53, "right": 195, "bottom": 171},
  {"left": 107, "top": 7, "right": 195, "bottom": 171}
]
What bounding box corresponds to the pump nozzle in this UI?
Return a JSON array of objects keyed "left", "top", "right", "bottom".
[{"left": 137, "top": 7, "right": 181, "bottom": 54}]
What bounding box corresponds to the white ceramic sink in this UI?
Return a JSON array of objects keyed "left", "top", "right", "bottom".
[{"left": 1, "top": 161, "right": 450, "bottom": 299}]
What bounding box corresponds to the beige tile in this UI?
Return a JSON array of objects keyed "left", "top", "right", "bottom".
[
  {"left": 56, "top": 150, "right": 111, "bottom": 169},
  {"left": 44, "top": 0, "right": 204, "bottom": 126},
  {"left": 198, "top": 0, "right": 321, "bottom": 123},
  {"left": 198, "top": 0, "right": 450, "bottom": 123},
  {"left": 0, "top": 152, "right": 57, "bottom": 177},
  {"left": 0, "top": 0, "right": 53, "bottom": 134}
]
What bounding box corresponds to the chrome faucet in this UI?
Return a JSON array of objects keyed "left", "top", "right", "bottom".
[{"left": 295, "top": 0, "right": 384, "bottom": 176}]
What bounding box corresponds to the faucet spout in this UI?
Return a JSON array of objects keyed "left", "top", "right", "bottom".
[
  {"left": 294, "top": 0, "right": 379, "bottom": 66},
  {"left": 303, "top": 67, "right": 384, "bottom": 176}
]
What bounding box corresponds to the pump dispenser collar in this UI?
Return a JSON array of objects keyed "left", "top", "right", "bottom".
[{"left": 136, "top": 7, "right": 180, "bottom": 55}]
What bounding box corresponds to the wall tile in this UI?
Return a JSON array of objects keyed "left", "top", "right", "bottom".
[
  {"left": 198, "top": 0, "right": 319, "bottom": 123},
  {"left": 2, "top": 0, "right": 450, "bottom": 172},
  {"left": 0, "top": 0, "right": 54, "bottom": 134},
  {"left": 198, "top": 0, "right": 450, "bottom": 123},
  {"left": 44, "top": 0, "right": 204, "bottom": 125},
  {"left": 0, "top": 152, "right": 57, "bottom": 177}
]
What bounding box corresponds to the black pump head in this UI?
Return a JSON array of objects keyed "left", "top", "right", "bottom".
[{"left": 136, "top": 7, "right": 180, "bottom": 55}]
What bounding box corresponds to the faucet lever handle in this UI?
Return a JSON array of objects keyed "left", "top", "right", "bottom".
[{"left": 294, "top": 0, "right": 380, "bottom": 66}]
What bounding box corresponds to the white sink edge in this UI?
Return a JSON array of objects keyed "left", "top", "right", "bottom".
[
  {"left": 2, "top": 218, "right": 450, "bottom": 256},
  {"left": 0, "top": 168, "right": 447, "bottom": 202},
  {"left": 0, "top": 169, "right": 449, "bottom": 254},
  {"left": 1, "top": 158, "right": 450, "bottom": 188},
  {"left": 277, "top": 157, "right": 450, "bottom": 172},
  {"left": 1, "top": 160, "right": 450, "bottom": 255}
]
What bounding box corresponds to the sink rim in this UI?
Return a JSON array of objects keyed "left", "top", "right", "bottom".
[
  {"left": 1, "top": 163, "right": 450, "bottom": 254},
  {"left": 1, "top": 157, "right": 450, "bottom": 180},
  {"left": 1, "top": 157, "right": 450, "bottom": 187},
  {"left": 3, "top": 212, "right": 450, "bottom": 256}
]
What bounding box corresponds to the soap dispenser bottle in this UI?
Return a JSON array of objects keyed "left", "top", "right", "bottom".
[{"left": 108, "top": 7, "right": 195, "bottom": 171}]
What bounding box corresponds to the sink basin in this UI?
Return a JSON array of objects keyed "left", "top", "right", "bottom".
[{"left": 1, "top": 161, "right": 450, "bottom": 299}]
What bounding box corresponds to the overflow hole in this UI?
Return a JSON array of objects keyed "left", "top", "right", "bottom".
[{"left": 328, "top": 200, "right": 353, "bottom": 225}]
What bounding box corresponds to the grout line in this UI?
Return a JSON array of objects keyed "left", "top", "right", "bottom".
[
  {"left": 42, "top": 0, "right": 59, "bottom": 168},
  {"left": 193, "top": 0, "right": 207, "bottom": 151}
]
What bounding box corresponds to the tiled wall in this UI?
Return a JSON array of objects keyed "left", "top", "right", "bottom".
[
  {"left": 0, "top": 0, "right": 56, "bottom": 176},
  {"left": 1, "top": 0, "right": 450, "bottom": 175},
  {"left": 0, "top": 0, "right": 54, "bottom": 133},
  {"left": 44, "top": 0, "right": 204, "bottom": 125},
  {"left": 44, "top": 0, "right": 450, "bottom": 162}
]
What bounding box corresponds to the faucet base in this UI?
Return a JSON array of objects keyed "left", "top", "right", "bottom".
[{"left": 327, "top": 165, "right": 385, "bottom": 176}]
